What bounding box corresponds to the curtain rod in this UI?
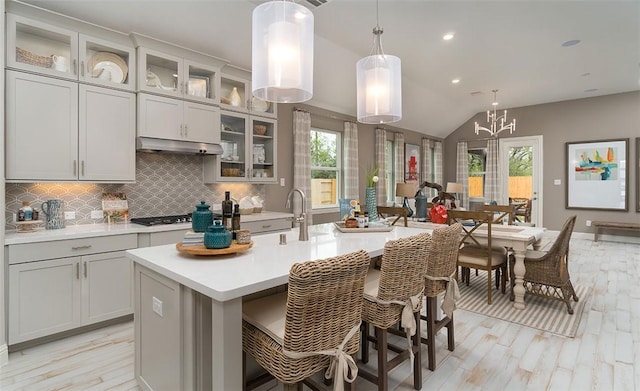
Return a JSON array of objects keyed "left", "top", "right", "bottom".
[{"left": 293, "top": 107, "right": 356, "bottom": 123}]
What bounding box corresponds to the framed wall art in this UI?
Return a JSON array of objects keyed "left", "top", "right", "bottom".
[
  {"left": 566, "top": 138, "right": 629, "bottom": 211},
  {"left": 405, "top": 143, "right": 420, "bottom": 183}
]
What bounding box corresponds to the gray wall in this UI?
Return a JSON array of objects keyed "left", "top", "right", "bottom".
[
  {"left": 443, "top": 91, "right": 640, "bottom": 232},
  {"left": 265, "top": 103, "right": 436, "bottom": 224}
]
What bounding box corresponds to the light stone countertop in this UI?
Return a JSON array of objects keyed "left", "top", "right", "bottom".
[
  {"left": 126, "top": 223, "right": 433, "bottom": 302},
  {"left": 4, "top": 211, "right": 293, "bottom": 245}
]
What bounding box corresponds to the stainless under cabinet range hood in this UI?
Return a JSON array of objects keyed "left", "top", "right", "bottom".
[{"left": 136, "top": 137, "right": 223, "bottom": 155}]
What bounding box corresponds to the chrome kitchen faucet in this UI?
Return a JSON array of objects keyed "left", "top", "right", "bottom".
[{"left": 285, "top": 188, "right": 309, "bottom": 241}]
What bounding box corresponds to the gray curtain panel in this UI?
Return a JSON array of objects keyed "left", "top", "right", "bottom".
[
  {"left": 375, "top": 128, "right": 387, "bottom": 205},
  {"left": 293, "top": 110, "right": 313, "bottom": 224},
  {"left": 456, "top": 141, "right": 469, "bottom": 209},
  {"left": 485, "top": 138, "right": 501, "bottom": 204},
  {"left": 343, "top": 121, "right": 359, "bottom": 199}
]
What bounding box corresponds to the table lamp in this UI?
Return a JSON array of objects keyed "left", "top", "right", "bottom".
[
  {"left": 446, "top": 182, "right": 464, "bottom": 209},
  {"left": 396, "top": 183, "right": 416, "bottom": 217}
]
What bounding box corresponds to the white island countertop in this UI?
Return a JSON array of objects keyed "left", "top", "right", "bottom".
[
  {"left": 4, "top": 211, "right": 293, "bottom": 245},
  {"left": 126, "top": 223, "right": 433, "bottom": 302}
]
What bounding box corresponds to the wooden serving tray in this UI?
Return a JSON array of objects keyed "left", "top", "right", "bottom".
[{"left": 175, "top": 241, "right": 253, "bottom": 256}]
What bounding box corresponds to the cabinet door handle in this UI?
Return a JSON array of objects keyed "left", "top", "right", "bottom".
[
  {"left": 76, "top": 262, "right": 80, "bottom": 280},
  {"left": 80, "top": 61, "right": 85, "bottom": 77},
  {"left": 179, "top": 124, "right": 183, "bottom": 137},
  {"left": 83, "top": 261, "right": 87, "bottom": 278},
  {"left": 184, "top": 124, "right": 188, "bottom": 136},
  {"left": 72, "top": 245, "right": 92, "bottom": 250},
  {"left": 81, "top": 160, "right": 85, "bottom": 176},
  {"left": 180, "top": 81, "right": 185, "bottom": 94},
  {"left": 262, "top": 224, "right": 272, "bottom": 229},
  {"left": 73, "top": 160, "right": 77, "bottom": 176},
  {"left": 73, "top": 59, "right": 78, "bottom": 75}
]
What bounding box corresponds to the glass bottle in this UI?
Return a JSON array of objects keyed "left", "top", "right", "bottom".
[
  {"left": 20, "top": 201, "right": 33, "bottom": 221},
  {"left": 232, "top": 204, "right": 241, "bottom": 240},
  {"left": 222, "top": 191, "right": 233, "bottom": 230}
]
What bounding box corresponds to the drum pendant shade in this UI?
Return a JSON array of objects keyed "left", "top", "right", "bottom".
[{"left": 252, "top": 1, "right": 314, "bottom": 103}]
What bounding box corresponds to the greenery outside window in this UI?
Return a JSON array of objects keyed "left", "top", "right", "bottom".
[
  {"left": 311, "top": 128, "right": 342, "bottom": 209},
  {"left": 468, "top": 148, "right": 486, "bottom": 198}
]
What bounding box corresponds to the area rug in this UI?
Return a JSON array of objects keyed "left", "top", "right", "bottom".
[{"left": 456, "top": 272, "right": 591, "bottom": 338}]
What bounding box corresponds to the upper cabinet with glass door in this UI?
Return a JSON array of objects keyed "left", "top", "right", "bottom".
[
  {"left": 219, "top": 66, "right": 277, "bottom": 119},
  {"left": 134, "top": 41, "right": 224, "bottom": 105},
  {"left": 6, "top": 13, "right": 136, "bottom": 92}
]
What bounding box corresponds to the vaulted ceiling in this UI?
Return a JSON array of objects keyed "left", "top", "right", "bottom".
[{"left": 17, "top": 0, "right": 640, "bottom": 138}]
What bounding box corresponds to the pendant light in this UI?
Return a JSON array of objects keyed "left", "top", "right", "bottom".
[
  {"left": 252, "top": 1, "right": 314, "bottom": 103},
  {"left": 356, "top": 0, "right": 402, "bottom": 124}
]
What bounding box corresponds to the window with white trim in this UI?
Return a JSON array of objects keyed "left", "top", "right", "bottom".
[{"left": 310, "top": 128, "right": 342, "bottom": 209}]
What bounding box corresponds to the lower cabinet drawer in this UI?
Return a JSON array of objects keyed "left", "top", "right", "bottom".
[
  {"left": 242, "top": 219, "right": 291, "bottom": 234},
  {"left": 7, "top": 234, "right": 138, "bottom": 264}
]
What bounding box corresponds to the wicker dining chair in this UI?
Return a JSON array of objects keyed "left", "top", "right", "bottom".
[
  {"left": 420, "top": 223, "right": 463, "bottom": 371},
  {"left": 242, "top": 250, "right": 370, "bottom": 391},
  {"left": 509, "top": 215, "right": 578, "bottom": 314},
  {"left": 359, "top": 233, "right": 431, "bottom": 391},
  {"left": 448, "top": 210, "right": 508, "bottom": 305}
]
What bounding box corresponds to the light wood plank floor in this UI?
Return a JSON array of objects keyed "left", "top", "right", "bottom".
[{"left": 1, "top": 234, "right": 638, "bottom": 390}]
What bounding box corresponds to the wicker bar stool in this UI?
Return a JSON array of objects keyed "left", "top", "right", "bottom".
[
  {"left": 359, "top": 233, "right": 431, "bottom": 391},
  {"left": 420, "top": 223, "right": 463, "bottom": 371},
  {"left": 242, "top": 250, "right": 370, "bottom": 391}
]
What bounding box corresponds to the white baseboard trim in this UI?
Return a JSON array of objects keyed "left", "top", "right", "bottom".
[
  {"left": 0, "top": 343, "right": 8, "bottom": 366},
  {"left": 572, "top": 231, "right": 640, "bottom": 244}
]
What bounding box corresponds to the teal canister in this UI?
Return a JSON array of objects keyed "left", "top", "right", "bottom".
[
  {"left": 192, "top": 201, "right": 214, "bottom": 233},
  {"left": 204, "top": 220, "right": 232, "bottom": 249}
]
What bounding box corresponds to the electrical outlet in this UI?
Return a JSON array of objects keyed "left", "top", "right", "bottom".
[
  {"left": 280, "top": 178, "right": 285, "bottom": 187},
  {"left": 12, "top": 213, "right": 16, "bottom": 222},
  {"left": 91, "top": 210, "right": 103, "bottom": 219},
  {"left": 554, "top": 179, "right": 561, "bottom": 185},
  {"left": 152, "top": 297, "right": 163, "bottom": 317},
  {"left": 64, "top": 211, "right": 76, "bottom": 220},
  {"left": 586, "top": 220, "right": 592, "bottom": 227}
]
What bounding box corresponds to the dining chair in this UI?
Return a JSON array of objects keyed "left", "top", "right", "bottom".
[
  {"left": 359, "top": 233, "right": 431, "bottom": 391},
  {"left": 242, "top": 249, "right": 370, "bottom": 391},
  {"left": 420, "top": 223, "right": 463, "bottom": 371},
  {"left": 376, "top": 206, "right": 409, "bottom": 227},
  {"left": 510, "top": 197, "right": 532, "bottom": 223},
  {"left": 481, "top": 204, "right": 516, "bottom": 225},
  {"left": 509, "top": 215, "right": 578, "bottom": 314},
  {"left": 447, "top": 210, "right": 508, "bottom": 305}
]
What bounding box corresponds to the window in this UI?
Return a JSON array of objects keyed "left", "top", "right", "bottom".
[
  {"left": 385, "top": 139, "right": 395, "bottom": 203},
  {"left": 310, "top": 128, "right": 342, "bottom": 209},
  {"left": 468, "top": 148, "right": 486, "bottom": 198}
]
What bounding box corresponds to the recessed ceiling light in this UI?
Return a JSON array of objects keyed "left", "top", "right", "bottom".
[
  {"left": 562, "top": 39, "right": 581, "bottom": 47},
  {"left": 584, "top": 88, "right": 598, "bottom": 93},
  {"left": 451, "top": 78, "right": 460, "bottom": 84},
  {"left": 443, "top": 32, "right": 454, "bottom": 41}
]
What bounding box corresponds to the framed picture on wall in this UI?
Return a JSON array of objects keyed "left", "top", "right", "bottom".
[
  {"left": 405, "top": 143, "right": 420, "bottom": 183},
  {"left": 566, "top": 138, "right": 629, "bottom": 211},
  {"left": 637, "top": 137, "right": 640, "bottom": 212}
]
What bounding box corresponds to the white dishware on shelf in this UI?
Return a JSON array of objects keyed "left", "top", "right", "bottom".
[{"left": 89, "top": 52, "right": 127, "bottom": 83}]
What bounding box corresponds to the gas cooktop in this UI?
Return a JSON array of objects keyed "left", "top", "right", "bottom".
[{"left": 130, "top": 214, "right": 193, "bottom": 226}]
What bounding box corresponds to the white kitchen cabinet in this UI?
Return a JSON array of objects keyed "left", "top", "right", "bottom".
[
  {"left": 5, "top": 70, "right": 135, "bottom": 182},
  {"left": 6, "top": 13, "right": 136, "bottom": 91},
  {"left": 6, "top": 70, "right": 78, "bottom": 181},
  {"left": 130, "top": 31, "right": 226, "bottom": 103},
  {"left": 80, "top": 84, "right": 136, "bottom": 181},
  {"left": 8, "top": 257, "right": 82, "bottom": 344},
  {"left": 219, "top": 70, "right": 277, "bottom": 119},
  {"left": 7, "top": 234, "right": 137, "bottom": 345},
  {"left": 204, "top": 111, "right": 277, "bottom": 183},
  {"left": 138, "top": 93, "right": 220, "bottom": 144}
]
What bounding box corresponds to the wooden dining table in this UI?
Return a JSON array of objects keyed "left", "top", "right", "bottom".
[{"left": 404, "top": 221, "right": 546, "bottom": 310}]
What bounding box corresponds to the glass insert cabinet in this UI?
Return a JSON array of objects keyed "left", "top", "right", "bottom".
[{"left": 204, "top": 111, "right": 277, "bottom": 184}]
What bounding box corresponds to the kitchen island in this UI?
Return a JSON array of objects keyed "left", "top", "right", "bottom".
[{"left": 126, "top": 222, "right": 432, "bottom": 391}]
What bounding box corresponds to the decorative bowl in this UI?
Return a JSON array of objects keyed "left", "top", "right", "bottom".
[{"left": 253, "top": 125, "right": 267, "bottom": 135}]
